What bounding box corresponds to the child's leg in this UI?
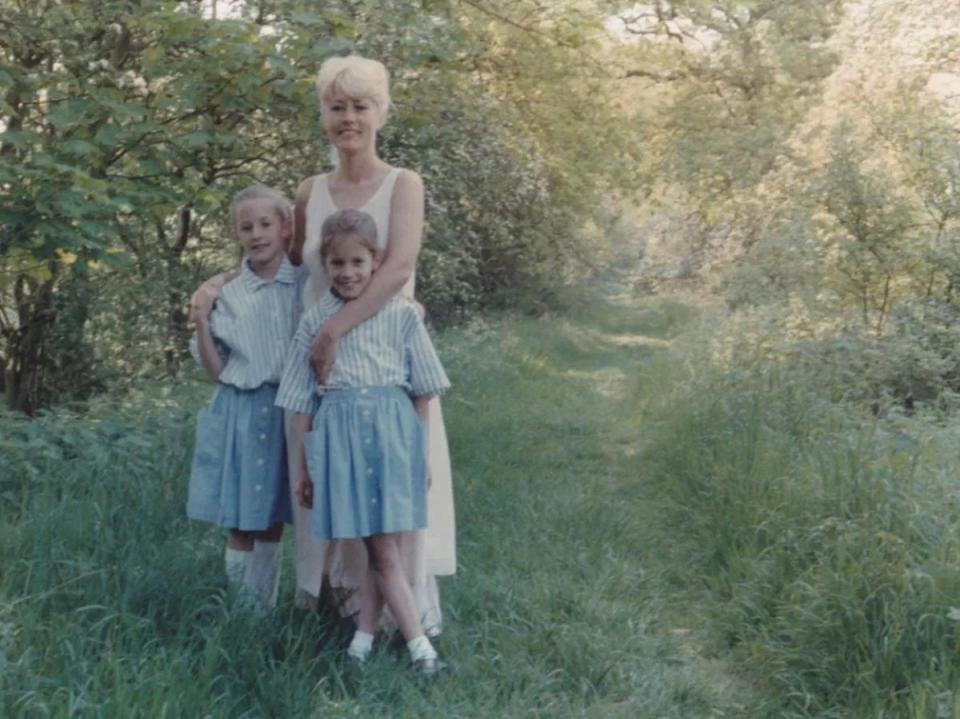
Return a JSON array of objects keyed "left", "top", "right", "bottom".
[
  {"left": 354, "top": 560, "right": 383, "bottom": 636},
  {"left": 246, "top": 522, "right": 284, "bottom": 610},
  {"left": 225, "top": 529, "right": 254, "bottom": 588},
  {"left": 364, "top": 534, "right": 422, "bottom": 640},
  {"left": 365, "top": 534, "right": 441, "bottom": 668},
  {"left": 347, "top": 562, "right": 383, "bottom": 661}
]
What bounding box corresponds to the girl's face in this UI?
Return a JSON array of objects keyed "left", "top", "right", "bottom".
[
  {"left": 234, "top": 198, "right": 289, "bottom": 272},
  {"left": 321, "top": 90, "right": 383, "bottom": 154},
  {"left": 322, "top": 234, "right": 380, "bottom": 300}
]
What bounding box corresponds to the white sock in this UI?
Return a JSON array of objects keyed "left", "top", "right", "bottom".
[
  {"left": 347, "top": 630, "right": 375, "bottom": 661},
  {"left": 407, "top": 635, "right": 437, "bottom": 662},
  {"left": 224, "top": 547, "right": 249, "bottom": 588},
  {"left": 244, "top": 541, "right": 281, "bottom": 610}
]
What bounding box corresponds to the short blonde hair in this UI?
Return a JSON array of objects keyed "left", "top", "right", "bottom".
[
  {"left": 316, "top": 55, "right": 390, "bottom": 118},
  {"left": 229, "top": 184, "right": 292, "bottom": 230}
]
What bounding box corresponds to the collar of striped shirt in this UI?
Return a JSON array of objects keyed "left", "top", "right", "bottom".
[{"left": 240, "top": 255, "right": 298, "bottom": 291}]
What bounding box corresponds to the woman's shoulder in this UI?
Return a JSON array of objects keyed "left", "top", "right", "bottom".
[
  {"left": 296, "top": 173, "right": 331, "bottom": 209},
  {"left": 297, "top": 173, "right": 326, "bottom": 192},
  {"left": 393, "top": 167, "right": 423, "bottom": 191},
  {"left": 386, "top": 168, "right": 424, "bottom": 215}
]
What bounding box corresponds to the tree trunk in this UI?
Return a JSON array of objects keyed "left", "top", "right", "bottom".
[
  {"left": 4, "top": 266, "right": 59, "bottom": 416},
  {"left": 163, "top": 208, "right": 192, "bottom": 376}
]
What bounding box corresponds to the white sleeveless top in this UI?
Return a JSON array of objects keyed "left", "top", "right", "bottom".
[{"left": 301, "top": 167, "right": 416, "bottom": 308}]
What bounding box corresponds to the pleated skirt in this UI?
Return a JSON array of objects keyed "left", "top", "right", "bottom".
[
  {"left": 187, "top": 382, "right": 292, "bottom": 530},
  {"left": 304, "top": 386, "right": 427, "bottom": 540}
]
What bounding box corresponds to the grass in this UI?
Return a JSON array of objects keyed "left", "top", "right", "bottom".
[
  {"left": 633, "top": 310, "right": 960, "bottom": 718},
  {"left": 1, "top": 290, "right": 750, "bottom": 718},
  {"left": 6, "top": 285, "right": 960, "bottom": 716}
]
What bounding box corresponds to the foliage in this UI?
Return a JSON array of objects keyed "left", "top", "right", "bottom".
[
  {"left": 0, "top": 0, "right": 323, "bottom": 412},
  {"left": 607, "top": 0, "right": 843, "bottom": 214},
  {"left": 638, "top": 309, "right": 960, "bottom": 716},
  {"left": 1, "top": 298, "right": 755, "bottom": 717},
  {"left": 0, "top": 0, "right": 640, "bottom": 413}
]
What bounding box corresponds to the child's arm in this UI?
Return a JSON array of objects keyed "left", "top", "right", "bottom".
[
  {"left": 193, "top": 315, "right": 225, "bottom": 382},
  {"left": 413, "top": 394, "right": 432, "bottom": 487},
  {"left": 413, "top": 394, "right": 430, "bottom": 423},
  {"left": 291, "top": 412, "right": 314, "bottom": 508},
  {"left": 404, "top": 306, "right": 451, "bottom": 400}
]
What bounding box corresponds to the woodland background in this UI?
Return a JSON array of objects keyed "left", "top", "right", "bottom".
[
  {"left": 6, "top": 1, "right": 960, "bottom": 717},
  {"left": 4, "top": 0, "right": 960, "bottom": 418}
]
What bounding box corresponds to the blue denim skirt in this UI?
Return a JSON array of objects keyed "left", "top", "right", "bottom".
[
  {"left": 187, "top": 382, "right": 292, "bottom": 530},
  {"left": 304, "top": 386, "right": 428, "bottom": 540}
]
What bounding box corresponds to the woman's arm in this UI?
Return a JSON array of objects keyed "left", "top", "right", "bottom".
[
  {"left": 289, "top": 176, "right": 316, "bottom": 267},
  {"left": 310, "top": 169, "right": 424, "bottom": 379},
  {"left": 189, "top": 271, "right": 239, "bottom": 325}
]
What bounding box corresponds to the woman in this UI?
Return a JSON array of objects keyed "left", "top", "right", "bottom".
[{"left": 190, "top": 55, "right": 455, "bottom": 635}]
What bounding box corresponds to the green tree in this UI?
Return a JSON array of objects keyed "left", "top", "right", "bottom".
[
  {"left": 0, "top": 0, "right": 322, "bottom": 412},
  {"left": 608, "top": 0, "right": 842, "bottom": 210}
]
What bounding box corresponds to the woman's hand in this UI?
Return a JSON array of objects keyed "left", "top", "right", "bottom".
[
  {"left": 189, "top": 272, "right": 234, "bottom": 324},
  {"left": 309, "top": 322, "right": 341, "bottom": 384},
  {"left": 296, "top": 475, "right": 314, "bottom": 509}
]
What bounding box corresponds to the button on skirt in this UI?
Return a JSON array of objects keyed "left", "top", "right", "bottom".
[
  {"left": 304, "top": 386, "right": 428, "bottom": 540},
  {"left": 187, "top": 382, "right": 292, "bottom": 530}
]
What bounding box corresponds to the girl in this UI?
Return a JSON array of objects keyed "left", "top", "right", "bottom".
[
  {"left": 187, "top": 185, "right": 303, "bottom": 611},
  {"left": 276, "top": 208, "right": 449, "bottom": 673}
]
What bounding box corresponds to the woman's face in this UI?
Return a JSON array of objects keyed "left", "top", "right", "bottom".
[{"left": 322, "top": 90, "right": 383, "bottom": 154}]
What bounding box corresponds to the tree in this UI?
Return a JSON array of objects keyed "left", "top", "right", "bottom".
[{"left": 0, "top": 0, "right": 322, "bottom": 412}]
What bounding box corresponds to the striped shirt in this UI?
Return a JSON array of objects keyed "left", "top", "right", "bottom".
[
  {"left": 275, "top": 291, "right": 451, "bottom": 415},
  {"left": 190, "top": 256, "right": 306, "bottom": 389}
]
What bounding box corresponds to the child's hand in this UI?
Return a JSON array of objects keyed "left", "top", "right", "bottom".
[{"left": 296, "top": 475, "right": 314, "bottom": 509}]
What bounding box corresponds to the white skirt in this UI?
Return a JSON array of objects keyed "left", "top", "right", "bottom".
[{"left": 285, "top": 395, "right": 455, "bottom": 634}]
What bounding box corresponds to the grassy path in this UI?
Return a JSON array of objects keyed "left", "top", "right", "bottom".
[
  {"left": 2, "top": 290, "right": 761, "bottom": 717},
  {"left": 433, "top": 289, "right": 756, "bottom": 717}
]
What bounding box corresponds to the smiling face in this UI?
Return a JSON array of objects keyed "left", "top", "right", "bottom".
[
  {"left": 322, "top": 233, "right": 380, "bottom": 300},
  {"left": 321, "top": 90, "right": 384, "bottom": 155},
  {"left": 234, "top": 198, "right": 289, "bottom": 275}
]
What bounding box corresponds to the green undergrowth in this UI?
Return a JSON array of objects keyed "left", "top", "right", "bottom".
[
  {"left": 635, "top": 312, "right": 960, "bottom": 717},
  {"left": 1, "top": 292, "right": 749, "bottom": 717},
  {"left": 8, "top": 287, "right": 956, "bottom": 717}
]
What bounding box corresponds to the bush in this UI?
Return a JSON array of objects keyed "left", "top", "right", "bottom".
[{"left": 638, "top": 317, "right": 960, "bottom": 716}]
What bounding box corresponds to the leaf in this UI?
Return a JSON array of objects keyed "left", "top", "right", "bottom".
[
  {"left": 0, "top": 130, "right": 43, "bottom": 148},
  {"left": 48, "top": 100, "right": 93, "bottom": 130},
  {"left": 181, "top": 131, "right": 213, "bottom": 148},
  {"left": 59, "top": 139, "right": 100, "bottom": 157},
  {"left": 56, "top": 249, "right": 79, "bottom": 265},
  {"left": 94, "top": 124, "right": 123, "bottom": 146}
]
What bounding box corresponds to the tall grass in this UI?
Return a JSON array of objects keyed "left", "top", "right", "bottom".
[
  {"left": 636, "top": 314, "right": 960, "bottom": 717},
  {"left": 0, "top": 294, "right": 750, "bottom": 718},
  {"left": 9, "top": 290, "right": 956, "bottom": 717}
]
